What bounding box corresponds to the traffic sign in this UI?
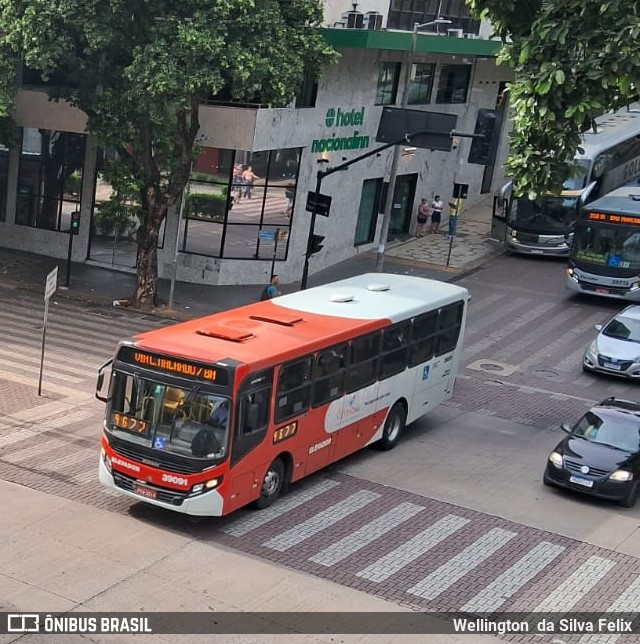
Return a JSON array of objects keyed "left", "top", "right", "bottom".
[
  {"left": 44, "top": 266, "right": 58, "bottom": 301},
  {"left": 306, "top": 191, "right": 332, "bottom": 217}
]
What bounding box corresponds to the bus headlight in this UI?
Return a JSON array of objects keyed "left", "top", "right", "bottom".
[
  {"left": 191, "top": 478, "right": 222, "bottom": 495},
  {"left": 566, "top": 267, "right": 578, "bottom": 282},
  {"left": 631, "top": 278, "right": 640, "bottom": 291},
  {"left": 101, "top": 448, "right": 112, "bottom": 473}
]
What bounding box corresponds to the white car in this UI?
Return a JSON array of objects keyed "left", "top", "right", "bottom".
[{"left": 583, "top": 305, "right": 640, "bottom": 378}]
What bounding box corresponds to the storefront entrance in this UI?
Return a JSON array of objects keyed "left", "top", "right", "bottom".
[{"left": 388, "top": 173, "right": 417, "bottom": 240}]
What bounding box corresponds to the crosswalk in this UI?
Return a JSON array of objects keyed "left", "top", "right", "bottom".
[{"left": 217, "top": 474, "right": 640, "bottom": 615}]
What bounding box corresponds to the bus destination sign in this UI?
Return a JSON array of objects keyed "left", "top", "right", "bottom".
[
  {"left": 118, "top": 347, "right": 228, "bottom": 385},
  {"left": 587, "top": 211, "right": 640, "bottom": 226}
]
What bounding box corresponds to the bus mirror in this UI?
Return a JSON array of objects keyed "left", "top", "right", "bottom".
[
  {"left": 579, "top": 181, "right": 598, "bottom": 206},
  {"left": 95, "top": 359, "right": 112, "bottom": 403}
]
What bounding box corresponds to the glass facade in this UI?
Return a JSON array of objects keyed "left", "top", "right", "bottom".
[
  {"left": 375, "top": 63, "right": 401, "bottom": 106},
  {"left": 408, "top": 63, "right": 435, "bottom": 105},
  {"left": 436, "top": 65, "right": 471, "bottom": 104},
  {"left": 387, "top": 0, "right": 480, "bottom": 34},
  {"left": 183, "top": 146, "right": 301, "bottom": 260},
  {"left": 16, "top": 128, "right": 86, "bottom": 231}
]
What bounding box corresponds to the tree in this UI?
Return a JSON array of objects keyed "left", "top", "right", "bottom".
[
  {"left": 467, "top": 0, "right": 640, "bottom": 199},
  {"left": 0, "top": 0, "right": 336, "bottom": 308}
]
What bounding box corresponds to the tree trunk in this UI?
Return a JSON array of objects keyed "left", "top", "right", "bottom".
[{"left": 135, "top": 191, "right": 167, "bottom": 309}]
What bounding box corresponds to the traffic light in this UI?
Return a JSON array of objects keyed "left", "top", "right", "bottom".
[
  {"left": 308, "top": 233, "right": 325, "bottom": 256},
  {"left": 70, "top": 211, "right": 80, "bottom": 235}
]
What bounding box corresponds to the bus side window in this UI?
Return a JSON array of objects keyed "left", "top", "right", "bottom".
[
  {"left": 380, "top": 323, "right": 410, "bottom": 380},
  {"left": 436, "top": 301, "right": 464, "bottom": 356},
  {"left": 312, "top": 344, "right": 347, "bottom": 407},
  {"left": 275, "top": 356, "right": 313, "bottom": 422},
  {"left": 345, "top": 332, "right": 380, "bottom": 393},
  {"left": 409, "top": 312, "right": 437, "bottom": 367},
  {"left": 239, "top": 387, "right": 270, "bottom": 435}
]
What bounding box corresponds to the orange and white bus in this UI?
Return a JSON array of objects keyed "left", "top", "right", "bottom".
[{"left": 97, "top": 273, "right": 469, "bottom": 516}]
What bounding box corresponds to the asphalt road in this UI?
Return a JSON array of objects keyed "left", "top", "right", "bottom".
[{"left": 1, "top": 252, "right": 640, "bottom": 627}]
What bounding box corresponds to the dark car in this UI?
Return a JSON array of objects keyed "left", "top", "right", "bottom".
[{"left": 544, "top": 397, "right": 640, "bottom": 507}]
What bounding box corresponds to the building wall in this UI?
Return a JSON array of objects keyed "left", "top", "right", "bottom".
[{"left": 0, "top": 49, "right": 512, "bottom": 287}]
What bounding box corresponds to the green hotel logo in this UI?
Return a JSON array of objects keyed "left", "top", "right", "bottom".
[{"left": 313, "top": 107, "right": 370, "bottom": 153}]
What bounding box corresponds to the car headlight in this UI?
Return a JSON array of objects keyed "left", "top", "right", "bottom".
[
  {"left": 610, "top": 469, "right": 633, "bottom": 482},
  {"left": 549, "top": 451, "right": 563, "bottom": 468},
  {"left": 587, "top": 340, "right": 598, "bottom": 357}
]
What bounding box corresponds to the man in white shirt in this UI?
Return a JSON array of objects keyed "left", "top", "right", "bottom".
[{"left": 430, "top": 195, "right": 444, "bottom": 234}]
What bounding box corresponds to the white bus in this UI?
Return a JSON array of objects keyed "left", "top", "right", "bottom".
[
  {"left": 492, "top": 103, "right": 640, "bottom": 256},
  {"left": 567, "top": 178, "right": 640, "bottom": 300}
]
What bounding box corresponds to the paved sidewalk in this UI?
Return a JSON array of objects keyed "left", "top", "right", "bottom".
[
  {"left": 0, "top": 479, "right": 499, "bottom": 644},
  {"left": 0, "top": 195, "right": 500, "bottom": 319}
]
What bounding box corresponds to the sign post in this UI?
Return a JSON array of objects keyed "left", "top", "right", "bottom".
[{"left": 39, "top": 266, "right": 58, "bottom": 396}]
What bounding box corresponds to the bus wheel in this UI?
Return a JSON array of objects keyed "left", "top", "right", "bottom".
[
  {"left": 255, "top": 458, "right": 285, "bottom": 510},
  {"left": 378, "top": 402, "right": 406, "bottom": 451}
]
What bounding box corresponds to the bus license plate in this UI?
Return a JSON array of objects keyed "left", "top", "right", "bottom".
[
  {"left": 530, "top": 250, "right": 544, "bottom": 255},
  {"left": 604, "top": 362, "right": 621, "bottom": 370},
  {"left": 569, "top": 476, "right": 593, "bottom": 488},
  {"left": 135, "top": 485, "right": 157, "bottom": 499},
  {"left": 596, "top": 288, "right": 609, "bottom": 294}
]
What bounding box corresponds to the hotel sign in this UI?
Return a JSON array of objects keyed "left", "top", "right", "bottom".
[{"left": 311, "top": 107, "right": 371, "bottom": 154}]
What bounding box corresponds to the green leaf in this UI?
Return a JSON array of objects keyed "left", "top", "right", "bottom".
[{"left": 555, "top": 69, "right": 565, "bottom": 85}]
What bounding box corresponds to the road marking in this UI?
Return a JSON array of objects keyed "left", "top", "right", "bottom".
[
  {"left": 262, "top": 490, "right": 380, "bottom": 552},
  {"left": 222, "top": 479, "right": 340, "bottom": 536},
  {"left": 461, "top": 541, "right": 566, "bottom": 612},
  {"left": 356, "top": 514, "right": 470, "bottom": 583},
  {"left": 578, "top": 575, "right": 640, "bottom": 644},
  {"left": 534, "top": 555, "right": 616, "bottom": 612},
  {"left": 407, "top": 527, "right": 516, "bottom": 600},
  {"left": 309, "top": 501, "right": 424, "bottom": 567}
]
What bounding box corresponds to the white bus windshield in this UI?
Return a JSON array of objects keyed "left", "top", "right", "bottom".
[
  {"left": 572, "top": 223, "right": 640, "bottom": 270},
  {"left": 107, "top": 372, "right": 230, "bottom": 460},
  {"left": 508, "top": 195, "right": 579, "bottom": 230}
]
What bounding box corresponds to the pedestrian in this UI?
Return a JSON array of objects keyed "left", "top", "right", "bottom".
[
  {"left": 284, "top": 186, "right": 295, "bottom": 217},
  {"left": 430, "top": 195, "right": 444, "bottom": 234},
  {"left": 415, "top": 198, "right": 430, "bottom": 237},
  {"left": 260, "top": 275, "right": 281, "bottom": 300},
  {"left": 232, "top": 164, "right": 243, "bottom": 203},
  {"left": 241, "top": 165, "right": 259, "bottom": 199}
]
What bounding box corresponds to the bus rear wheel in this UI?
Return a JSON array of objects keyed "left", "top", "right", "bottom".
[
  {"left": 377, "top": 402, "right": 406, "bottom": 451},
  {"left": 254, "top": 458, "right": 285, "bottom": 509}
]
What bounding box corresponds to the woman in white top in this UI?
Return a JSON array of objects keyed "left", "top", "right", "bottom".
[{"left": 430, "top": 195, "right": 444, "bottom": 234}]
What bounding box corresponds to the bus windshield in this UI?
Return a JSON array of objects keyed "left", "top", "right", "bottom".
[
  {"left": 572, "top": 222, "right": 640, "bottom": 270},
  {"left": 106, "top": 371, "right": 230, "bottom": 460},
  {"left": 508, "top": 195, "right": 579, "bottom": 231}
]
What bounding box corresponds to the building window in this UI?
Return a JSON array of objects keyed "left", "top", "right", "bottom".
[
  {"left": 387, "top": 0, "right": 480, "bottom": 34},
  {"left": 436, "top": 65, "right": 471, "bottom": 104},
  {"left": 354, "top": 178, "right": 381, "bottom": 246},
  {"left": 408, "top": 63, "right": 435, "bottom": 105},
  {"left": 375, "top": 62, "right": 401, "bottom": 106},
  {"left": 182, "top": 146, "right": 301, "bottom": 260},
  {"left": 16, "top": 128, "right": 85, "bottom": 231},
  {"left": 295, "top": 73, "right": 318, "bottom": 108}
]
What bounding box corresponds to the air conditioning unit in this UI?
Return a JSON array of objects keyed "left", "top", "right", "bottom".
[
  {"left": 463, "top": 32, "right": 478, "bottom": 39},
  {"left": 447, "top": 28, "right": 464, "bottom": 38},
  {"left": 332, "top": 20, "right": 346, "bottom": 28},
  {"left": 363, "top": 12, "right": 383, "bottom": 30},
  {"left": 341, "top": 10, "right": 364, "bottom": 29}
]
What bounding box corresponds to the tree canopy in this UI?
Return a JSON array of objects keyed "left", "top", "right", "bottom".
[
  {"left": 467, "top": 0, "right": 640, "bottom": 199},
  {"left": 0, "top": 0, "right": 336, "bottom": 307}
]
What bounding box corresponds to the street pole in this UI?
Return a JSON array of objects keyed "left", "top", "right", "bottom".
[
  {"left": 168, "top": 162, "right": 191, "bottom": 309},
  {"left": 300, "top": 171, "right": 323, "bottom": 290}
]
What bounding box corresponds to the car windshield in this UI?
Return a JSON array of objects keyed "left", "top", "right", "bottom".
[
  {"left": 572, "top": 223, "right": 640, "bottom": 269},
  {"left": 106, "top": 371, "right": 230, "bottom": 460},
  {"left": 603, "top": 315, "right": 640, "bottom": 343},
  {"left": 572, "top": 410, "right": 640, "bottom": 452}
]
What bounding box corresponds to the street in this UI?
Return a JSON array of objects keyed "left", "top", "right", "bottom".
[{"left": 2, "top": 252, "right": 640, "bottom": 638}]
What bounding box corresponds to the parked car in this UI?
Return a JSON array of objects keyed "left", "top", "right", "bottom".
[
  {"left": 544, "top": 398, "right": 640, "bottom": 507},
  {"left": 583, "top": 305, "right": 640, "bottom": 378}
]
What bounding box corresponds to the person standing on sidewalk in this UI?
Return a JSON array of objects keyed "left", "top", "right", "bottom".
[
  {"left": 430, "top": 195, "right": 444, "bottom": 234},
  {"left": 415, "top": 198, "right": 430, "bottom": 237}
]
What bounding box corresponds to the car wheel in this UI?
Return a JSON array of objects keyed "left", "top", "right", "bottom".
[
  {"left": 620, "top": 481, "right": 640, "bottom": 508},
  {"left": 377, "top": 402, "right": 406, "bottom": 451},
  {"left": 254, "top": 458, "right": 285, "bottom": 510}
]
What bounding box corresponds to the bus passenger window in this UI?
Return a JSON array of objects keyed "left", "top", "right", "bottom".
[
  {"left": 409, "top": 312, "right": 437, "bottom": 366},
  {"left": 380, "top": 323, "right": 410, "bottom": 379},
  {"left": 312, "top": 345, "right": 347, "bottom": 407},
  {"left": 276, "top": 357, "right": 313, "bottom": 422},
  {"left": 436, "top": 302, "right": 464, "bottom": 356},
  {"left": 346, "top": 333, "right": 380, "bottom": 393},
  {"left": 239, "top": 388, "right": 270, "bottom": 435}
]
